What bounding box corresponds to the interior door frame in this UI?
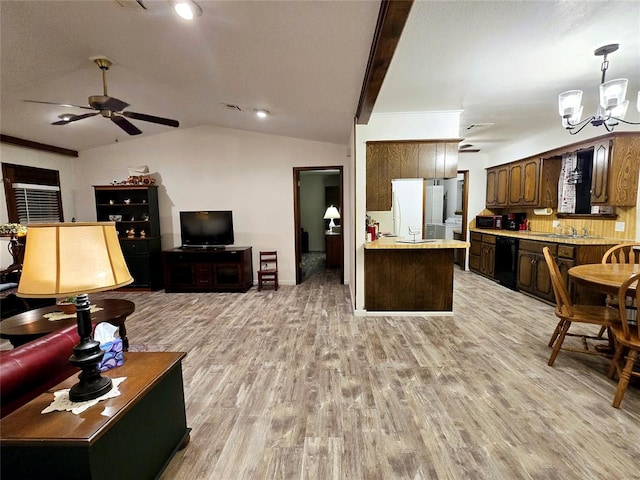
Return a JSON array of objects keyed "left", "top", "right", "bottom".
[{"left": 293, "top": 166, "right": 344, "bottom": 285}]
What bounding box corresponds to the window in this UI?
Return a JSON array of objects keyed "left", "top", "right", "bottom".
[{"left": 2, "top": 163, "right": 64, "bottom": 224}]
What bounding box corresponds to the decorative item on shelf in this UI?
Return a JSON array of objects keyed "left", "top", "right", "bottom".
[
  {"left": 56, "top": 296, "right": 77, "bottom": 315},
  {"left": 109, "top": 199, "right": 114, "bottom": 205},
  {"left": 124, "top": 198, "right": 131, "bottom": 204},
  {"left": 17, "top": 222, "right": 133, "bottom": 402},
  {"left": 323, "top": 205, "right": 341, "bottom": 230},
  {"left": 126, "top": 165, "right": 156, "bottom": 185},
  {"left": 127, "top": 228, "right": 136, "bottom": 238},
  {"left": 108, "top": 214, "right": 122, "bottom": 222},
  {"left": 142, "top": 213, "right": 150, "bottom": 221},
  {"left": 139, "top": 230, "right": 146, "bottom": 238},
  {"left": 558, "top": 44, "right": 639, "bottom": 135}
]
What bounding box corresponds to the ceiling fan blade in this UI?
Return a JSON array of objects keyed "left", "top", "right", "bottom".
[
  {"left": 111, "top": 115, "right": 142, "bottom": 135},
  {"left": 51, "top": 112, "right": 99, "bottom": 125},
  {"left": 24, "top": 99, "right": 94, "bottom": 110},
  {"left": 122, "top": 111, "right": 180, "bottom": 128}
]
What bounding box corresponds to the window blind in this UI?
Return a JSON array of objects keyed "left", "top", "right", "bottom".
[{"left": 12, "top": 183, "right": 62, "bottom": 224}]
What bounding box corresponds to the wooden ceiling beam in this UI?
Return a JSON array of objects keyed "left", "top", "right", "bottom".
[
  {"left": 0, "top": 134, "right": 78, "bottom": 157},
  {"left": 356, "top": 0, "right": 414, "bottom": 125}
]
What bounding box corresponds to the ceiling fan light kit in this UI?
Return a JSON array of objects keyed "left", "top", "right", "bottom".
[
  {"left": 172, "top": 0, "right": 202, "bottom": 20},
  {"left": 25, "top": 57, "right": 179, "bottom": 136},
  {"left": 558, "top": 43, "right": 639, "bottom": 135}
]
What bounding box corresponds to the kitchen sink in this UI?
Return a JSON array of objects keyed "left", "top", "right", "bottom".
[{"left": 531, "top": 233, "right": 603, "bottom": 239}]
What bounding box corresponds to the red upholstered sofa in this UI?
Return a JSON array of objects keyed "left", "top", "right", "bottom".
[{"left": 0, "top": 325, "right": 80, "bottom": 418}]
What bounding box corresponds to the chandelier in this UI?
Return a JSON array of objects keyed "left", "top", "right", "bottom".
[{"left": 558, "top": 44, "right": 639, "bottom": 135}]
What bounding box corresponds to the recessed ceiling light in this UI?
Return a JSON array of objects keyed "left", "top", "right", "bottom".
[
  {"left": 254, "top": 109, "right": 269, "bottom": 119},
  {"left": 172, "top": 0, "right": 202, "bottom": 20}
]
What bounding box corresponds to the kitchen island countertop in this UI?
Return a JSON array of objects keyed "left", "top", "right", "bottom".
[{"left": 364, "top": 237, "right": 470, "bottom": 249}]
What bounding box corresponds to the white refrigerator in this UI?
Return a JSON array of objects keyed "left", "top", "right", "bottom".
[{"left": 392, "top": 179, "right": 444, "bottom": 240}]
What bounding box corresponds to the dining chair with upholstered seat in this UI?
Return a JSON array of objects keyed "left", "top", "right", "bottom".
[
  {"left": 608, "top": 271, "right": 640, "bottom": 408},
  {"left": 542, "top": 246, "right": 618, "bottom": 366},
  {"left": 257, "top": 251, "right": 278, "bottom": 292}
]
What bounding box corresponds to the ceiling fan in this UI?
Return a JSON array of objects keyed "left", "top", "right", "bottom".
[{"left": 25, "top": 57, "right": 179, "bottom": 135}]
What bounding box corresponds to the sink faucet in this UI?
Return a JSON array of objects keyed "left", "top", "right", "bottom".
[
  {"left": 568, "top": 226, "right": 577, "bottom": 237},
  {"left": 582, "top": 226, "right": 589, "bottom": 237}
]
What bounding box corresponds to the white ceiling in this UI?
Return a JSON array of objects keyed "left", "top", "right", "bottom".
[{"left": 1, "top": 1, "right": 639, "bottom": 154}]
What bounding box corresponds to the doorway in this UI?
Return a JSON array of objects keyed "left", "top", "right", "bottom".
[{"left": 293, "top": 167, "right": 344, "bottom": 285}]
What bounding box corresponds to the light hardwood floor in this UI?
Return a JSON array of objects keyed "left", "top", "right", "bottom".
[{"left": 89, "top": 268, "right": 639, "bottom": 480}]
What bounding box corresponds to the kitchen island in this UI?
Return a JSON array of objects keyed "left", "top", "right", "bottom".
[{"left": 364, "top": 237, "right": 469, "bottom": 313}]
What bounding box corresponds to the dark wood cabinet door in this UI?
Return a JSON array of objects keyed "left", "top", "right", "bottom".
[
  {"left": 590, "top": 140, "right": 610, "bottom": 204},
  {"left": 521, "top": 158, "right": 541, "bottom": 205},
  {"left": 496, "top": 166, "right": 509, "bottom": 206},
  {"left": 533, "top": 254, "right": 554, "bottom": 301},
  {"left": 485, "top": 168, "right": 497, "bottom": 206},
  {"left": 418, "top": 143, "right": 437, "bottom": 179},
  {"left": 509, "top": 162, "right": 523, "bottom": 204},
  {"left": 517, "top": 251, "right": 536, "bottom": 293}
]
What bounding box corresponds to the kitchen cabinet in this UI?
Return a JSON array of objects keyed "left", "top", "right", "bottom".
[
  {"left": 366, "top": 140, "right": 459, "bottom": 211},
  {"left": 485, "top": 156, "right": 561, "bottom": 209},
  {"left": 586, "top": 135, "right": 639, "bottom": 206},
  {"left": 94, "top": 185, "right": 162, "bottom": 290},
  {"left": 418, "top": 142, "right": 458, "bottom": 179},
  {"left": 325, "top": 233, "right": 342, "bottom": 268},
  {"left": 517, "top": 240, "right": 555, "bottom": 302},
  {"left": 469, "top": 232, "right": 496, "bottom": 279},
  {"left": 516, "top": 239, "right": 615, "bottom": 304},
  {"left": 485, "top": 165, "right": 509, "bottom": 207}
]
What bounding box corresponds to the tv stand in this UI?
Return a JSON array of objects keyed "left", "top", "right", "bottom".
[{"left": 163, "top": 247, "right": 253, "bottom": 292}]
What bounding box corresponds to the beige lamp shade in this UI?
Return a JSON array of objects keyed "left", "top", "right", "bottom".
[{"left": 17, "top": 222, "right": 133, "bottom": 298}]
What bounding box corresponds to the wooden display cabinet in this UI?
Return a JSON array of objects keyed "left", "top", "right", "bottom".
[{"left": 94, "top": 185, "right": 162, "bottom": 290}]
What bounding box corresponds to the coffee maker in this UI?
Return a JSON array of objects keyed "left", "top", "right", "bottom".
[{"left": 503, "top": 212, "right": 526, "bottom": 231}]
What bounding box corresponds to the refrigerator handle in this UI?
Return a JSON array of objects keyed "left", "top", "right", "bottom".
[{"left": 392, "top": 192, "right": 401, "bottom": 237}]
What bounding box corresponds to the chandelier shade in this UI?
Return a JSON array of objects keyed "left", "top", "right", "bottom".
[{"left": 558, "top": 44, "right": 639, "bottom": 135}]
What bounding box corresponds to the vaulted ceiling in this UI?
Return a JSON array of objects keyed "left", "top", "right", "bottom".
[{"left": 1, "top": 1, "right": 639, "bottom": 154}]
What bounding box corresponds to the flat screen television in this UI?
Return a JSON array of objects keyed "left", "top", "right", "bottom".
[{"left": 180, "top": 210, "right": 234, "bottom": 248}]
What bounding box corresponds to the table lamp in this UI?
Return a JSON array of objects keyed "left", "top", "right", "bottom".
[
  {"left": 17, "top": 222, "right": 133, "bottom": 402},
  {"left": 323, "top": 205, "right": 340, "bottom": 229}
]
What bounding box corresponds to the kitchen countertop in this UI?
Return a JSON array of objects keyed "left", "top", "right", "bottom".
[
  {"left": 469, "top": 228, "right": 623, "bottom": 246},
  {"left": 365, "top": 237, "right": 470, "bottom": 249}
]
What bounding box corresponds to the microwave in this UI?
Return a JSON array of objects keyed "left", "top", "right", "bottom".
[{"left": 476, "top": 215, "right": 503, "bottom": 229}]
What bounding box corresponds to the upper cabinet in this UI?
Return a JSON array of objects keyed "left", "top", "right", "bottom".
[
  {"left": 589, "top": 135, "right": 639, "bottom": 206},
  {"left": 486, "top": 156, "right": 561, "bottom": 208},
  {"left": 366, "top": 140, "right": 459, "bottom": 211}
]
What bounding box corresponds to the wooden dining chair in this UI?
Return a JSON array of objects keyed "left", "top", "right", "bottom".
[
  {"left": 607, "top": 271, "right": 640, "bottom": 408},
  {"left": 599, "top": 242, "right": 640, "bottom": 335},
  {"left": 257, "top": 251, "right": 278, "bottom": 291},
  {"left": 542, "top": 247, "right": 618, "bottom": 366}
]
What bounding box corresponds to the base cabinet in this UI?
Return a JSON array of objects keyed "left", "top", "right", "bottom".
[
  {"left": 469, "top": 232, "right": 496, "bottom": 280},
  {"left": 163, "top": 247, "right": 253, "bottom": 292}
]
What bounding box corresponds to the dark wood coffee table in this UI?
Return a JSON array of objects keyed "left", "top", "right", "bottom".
[
  {"left": 0, "top": 298, "right": 135, "bottom": 349},
  {"left": 0, "top": 351, "right": 190, "bottom": 480}
]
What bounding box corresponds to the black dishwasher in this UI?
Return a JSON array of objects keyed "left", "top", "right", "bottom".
[{"left": 495, "top": 236, "right": 519, "bottom": 290}]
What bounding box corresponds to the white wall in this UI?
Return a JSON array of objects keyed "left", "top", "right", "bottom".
[
  {"left": 0, "top": 144, "right": 78, "bottom": 269},
  {"left": 70, "top": 125, "right": 350, "bottom": 286}
]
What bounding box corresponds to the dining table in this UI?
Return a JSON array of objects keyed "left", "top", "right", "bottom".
[{"left": 568, "top": 263, "right": 640, "bottom": 297}]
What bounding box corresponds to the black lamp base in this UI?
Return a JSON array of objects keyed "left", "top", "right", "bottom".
[{"left": 68, "top": 294, "right": 113, "bottom": 402}]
